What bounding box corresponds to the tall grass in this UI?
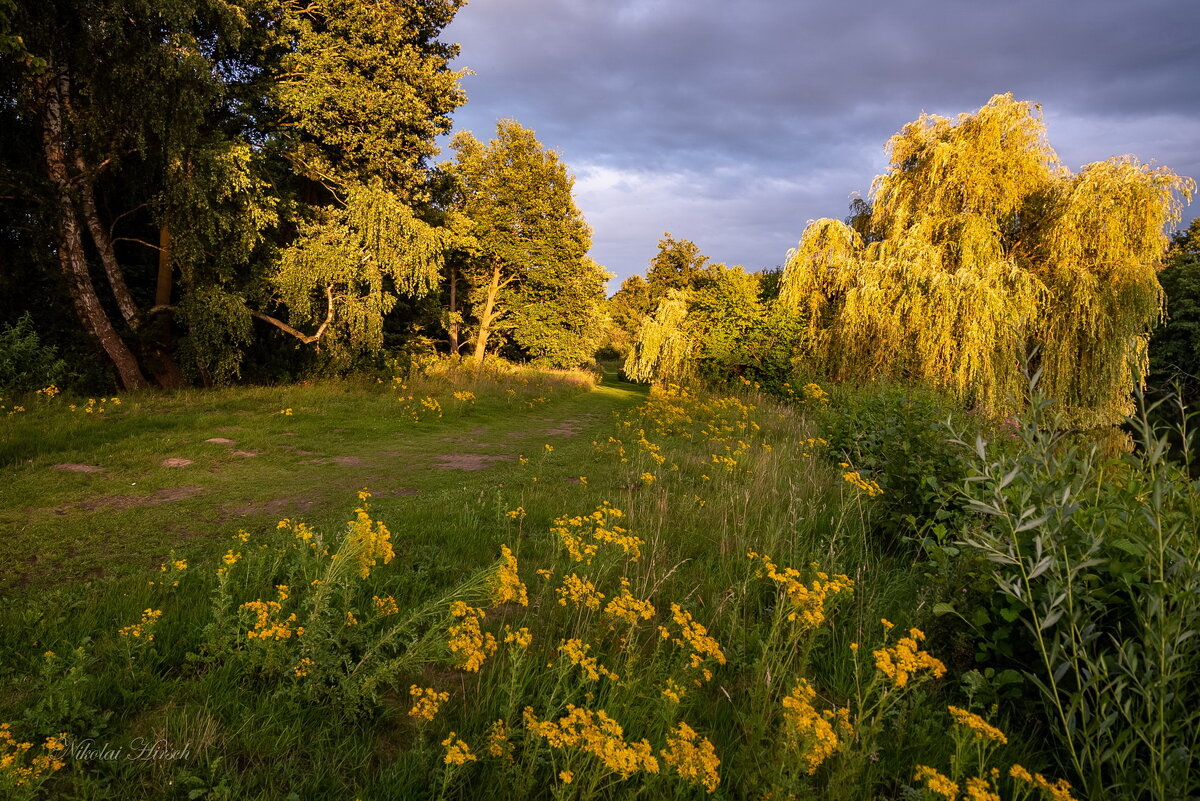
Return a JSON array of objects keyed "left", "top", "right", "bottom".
[{"left": 0, "top": 368, "right": 1110, "bottom": 799}]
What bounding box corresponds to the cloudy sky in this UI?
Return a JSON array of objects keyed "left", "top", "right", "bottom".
[{"left": 441, "top": 0, "right": 1200, "bottom": 289}]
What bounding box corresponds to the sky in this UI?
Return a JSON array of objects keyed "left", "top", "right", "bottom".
[{"left": 440, "top": 0, "right": 1200, "bottom": 289}]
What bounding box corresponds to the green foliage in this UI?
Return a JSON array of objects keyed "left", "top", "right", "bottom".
[
  {"left": 604, "top": 274, "right": 652, "bottom": 356},
  {"left": 273, "top": 183, "right": 455, "bottom": 364},
  {"left": 817, "top": 382, "right": 985, "bottom": 544},
  {"left": 623, "top": 290, "right": 695, "bottom": 383},
  {"left": 1, "top": 0, "right": 469, "bottom": 386},
  {"left": 176, "top": 285, "right": 254, "bottom": 385},
  {"left": 203, "top": 498, "right": 489, "bottom": 717},
  {"left": 780, "top": 94, "right": 1194, "bottom": 428},
  {"left": 1150, "top": 219, "right": 1200, "bottom": 401},
  {"left": 505, "top": 257, "right": 610, "bottom": 367},
  {"left": 449, "top": 120, "right": 603, "bottom": 362},
  {"left": 625, "top": 263, "right": 800, "bottom": 389},
  {"left": 954, "top": 384, "right": 1200, "bottom": 800},
  {"left": 0, "top": 313, "right": 67, "bottom": 392},
  {"left": 646, "top": 233, "right": 708, "bottom": 303},
  {"left": 270, "top": 0, "right": 466, "bottom": 196}
]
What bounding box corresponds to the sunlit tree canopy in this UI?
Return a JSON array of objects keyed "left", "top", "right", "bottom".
[{"left": 778, "top": 93, "right": 1194, "bottom": 427}]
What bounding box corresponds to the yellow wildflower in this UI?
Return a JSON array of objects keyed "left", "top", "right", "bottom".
[
  {"left": 441, "top": 732, "right": 476, "bottom": 766},
  {"left": 552, "top": 502, "right": 642, "bottom": 564},
  {"left": 914, "top": 765, "right": 959, "bottom": 800},
  {"left": 523, "top": 705, "right": 658, "bottom": 778},
  {"left": 802, "top": 383, "right": 830, "bottom": 404},
  {"left": 489, "top": 545, "right": 528, "bottom": 607},
  {"left": 747, "top": 552, "right": 853, "bottom": 628},
  {"left": 373, "top": 595, "right": 399, "bottom": 616},
  {"left": 117, "top": 608, "right": 164, "bottom": 641},
  {"left": 558, "top": 638, "right": 619, "bottom": 681},
  {"left": 872, "top": 628, "right": 946, "bottom": 688},
  {"left": 241, "top": 600, "right": 297, "bottom": 640},
  {"left": 293, "top": 657, "right": 315, "bottom": 677},
  {"left": 346, "top": 504, "right": 393, "bottom": 578},
  {"left": 667, "top": 604, "right": 726, "bottom": 674},
  {"left": 447, "top": 604, "right": 497, "bottom": 672},
  {"left": 486, "top": 719, "right": 510, "bottom": 759},
  {"left": 557, "top": 573, "right": 605, "bottom": 610},
  {"left": 558, "top": 770, "right": 573, "bottom": 784},
  {"left": 408, "top": 685, "right": 450, "bottom": 722},
  {"left": 660, "top": 721, "right": 720, "bottom": 793},
  {"left": 842, "top": 470, "right": 883, "bottom": 496},
  {"left": 1009, "top": 765, "right": 1078, "bottom": 801},
  {"left": 964, "top": 776, "right": 1001, "bottom": 801},
  {"left": 603, "top": 579, "right": 655, "bottom": 626},
  {"left": 503, "top": 626, "right": 533, "bottom": 648},
  {"left": 947, "top": 706, "right": 1008, "bottom": 744},
  {"left": 781, "top": 679, "right": 851, "bottom": 774}
]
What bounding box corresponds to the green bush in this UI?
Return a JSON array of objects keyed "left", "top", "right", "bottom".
[
  {"left": 952, "top": 385, "right": 1200, "bottom": 800},
  {"left": 817, "top": 382, "right": 986, "bottom": 545},
  {"left": 0, "top": 313, "right": 67, "bottom": 392}
]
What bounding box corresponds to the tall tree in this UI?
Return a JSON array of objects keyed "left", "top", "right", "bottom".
[
  {"left": 0, "top": 0, "right": 242, "bottom": 388},
  {"left": 605, "top": 274, "right": 652, "bottom": 354},
  {"left": 646, "top": 233, "right": 708, "bottom": 305},
  {"left": 1, "top": 0, "right": 468, "bottom": 386},
  {"left": 224, "top": 0, "right": 469, "bottom": 371},
  {"left": 779, "top": 94, "right": 1194, "bottom": 427},
  {"left": 448, "top": 119, "right": 595, "bottom": 363}
]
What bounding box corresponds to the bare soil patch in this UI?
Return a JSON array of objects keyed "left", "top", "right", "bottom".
[
  {"left": 231, "top": 450, "right": 258, "bottom": 458},
  {"left": 204, "top": 437, "right": 236, "bottom": 445},
  {"left": 301, "top": 456, "right": 364, "bottom": 466},
  {"left": 544, "top": 419, "right": 584, "bottom": 436},
  {"left": 55, "top": 485, "right": 204, "bottom": 514},
  {"left": 278, "top": 445, "right": 319, "bottom": 455},
  {"left": 160, "top": 458, "right": 194, "bottom": 468},
  {"left": 434, "top": 453, "right": 513, "bottom": 471},
  {"left": 373, "top": 488, "right": 420, "bottom": 498},
  {"left": 222, "top": 497, "right": 318, "bottom": 518},
  {"left": 52, "top": 463, "right": 104, "bottom": 473}
]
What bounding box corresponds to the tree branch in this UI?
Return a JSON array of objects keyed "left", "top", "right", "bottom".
[
  {"left": 113, "top": 236, "right": 163, "bottom": 252},
  {"left": 251, "top": 284, "right": 336, "bottom": 345}
]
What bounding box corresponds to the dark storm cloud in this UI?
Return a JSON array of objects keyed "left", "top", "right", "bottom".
[{"left": 442, "top": 0, "right": 1200, "bottom": 284}]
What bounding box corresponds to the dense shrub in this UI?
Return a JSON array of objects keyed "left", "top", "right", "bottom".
[
  {"left": 817, "top": 382, "right": 988, "bottom": 545},
  {"left": 0, "top": 313, "right": 67, "bottom": 392},
  {"left": 953, "top": 386, "right": 1200, "bottom": 800}
]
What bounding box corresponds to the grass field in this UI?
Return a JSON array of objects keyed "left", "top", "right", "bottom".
[
  {"left": 0, "top": 366, "right": 639, "bottom": 593},
  {"left": 4, "top": 362, "right": 1176, "bottom": 800}
]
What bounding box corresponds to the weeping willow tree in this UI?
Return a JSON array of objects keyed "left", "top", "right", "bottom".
[
  {"left": 779, "top": 94, "right": 1194, "bottom": 427},
  {"left": 624, "top": 290, "right": 696, "bottom": 383}
]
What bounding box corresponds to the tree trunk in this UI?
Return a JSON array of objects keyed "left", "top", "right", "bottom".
[
  {"left": 140, "top": 223, "right": 187, "bottom": 388},
  {"left": 155, "top": 224, "right": 172, "bottom": 308},
  {"left": 472, "top": 262, "right": 502, "bottom": 363},
  {"left": 448, "top": 261, "right": 460, "bottom": 353},
  {"left": 75, "top": 150, "right": 141, "bottom": 328},
  {"left": 36, "top": 68, "right": 148, "bottom": 391}
]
